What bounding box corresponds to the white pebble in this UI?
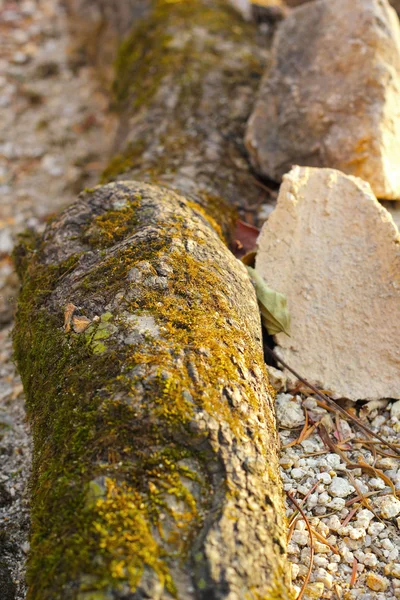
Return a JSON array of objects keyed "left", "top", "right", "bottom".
[
  {"left": 276, "top": 393, "right": 305, "bottom": 428},
  {"left": 291, "top": 563, "right": 300, "bottom": 580},
  {"left": 368, "top": 522, "right": 386, "bottom": 537},
  {"left": 326, "top": 515, "right": 341, "bottom": 531},
  {"left": 315, "top": 568, "right": 334, "bottom": 590},
  {"left": 364, "top": 552, "right": 379, "bottom": 567},
  {"left": 354, "top": 509, "right": 374, "bottom": 529},
  {"left": 328, "top": 497, "right": 346, "bottom": 510},
  {"left": 385, "top": 562, "right": 400, "bottom": 578},
  {"left": 371, "top": 415, "right": 386, "bottom": 429},
  {"left": 381, "top": 538, "right": 394, "bottom": 551},
  {"left": 342, "top": 549, "right": 355, "bottom": 564},
  {"left": 291, "top": 467, "right": 306, "bottom": 480},
  {"left": 291, "top": 531, "right": 309, "bottom": 546},
  {"left": 307, "top": 492, "right": 319, "bottom": 508},
  {"left": 318, "top": 492, "right": 330, "bottom": 505},
  {"left": 389, "top": 548, "right": 399, "bottom": 561},
  {"left": 325, "top": 454, "right": 342, "bottom": 469},
  {"left": 313, "top": 556, "right": 329, "bottom": 567},
  {"left": 329, "top": 477, "right": 355, "bottom": 498},
  {"left": 295, "top": 520, "right": 306, "bottom": 532},
  {"left": 391, "top": 400, "right": 400, "bottom": 419},
  {"left": 349, "top": 527, "right": 366, "bottom": 540},
  {"left": 369, "top": 477, "right": 386, "bottom": 490},
  {"left": 376, "top": 495, "right": 400, "bottom": 519},
  {"left": 316, "top": 472, "right": 332, "bottom": 485}
]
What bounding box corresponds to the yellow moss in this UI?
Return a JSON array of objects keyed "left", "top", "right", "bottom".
[
  {"left": 91, "top": 478, "right": 177, "bottom": 596},
  {"left": 82, "top": 197, "right": 141, "bottom": 248}
]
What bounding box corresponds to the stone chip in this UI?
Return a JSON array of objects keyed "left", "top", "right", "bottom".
[{"left": 255, "top": 166, "right": 400, "bottom": 401}]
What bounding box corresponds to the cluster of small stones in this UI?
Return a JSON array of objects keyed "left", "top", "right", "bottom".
[
  {"left": 268, "top": 367, "right": 400, "bottom": 599},
  {"left": 0, "top": 0, "right": 116, "bottom": 323}
]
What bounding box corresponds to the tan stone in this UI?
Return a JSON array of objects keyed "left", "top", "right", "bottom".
[
  {"left": 366, "top": 572, "right": 390, "bottom": 592},
  {"left": 286, "top": 0, "right": 400, "bottom": 8},
  {"left": 246, "top": 0, "right": 400, "bottom": 199},
  {"left": 255, "top": 166, "right": 400, "bottom": 401}
]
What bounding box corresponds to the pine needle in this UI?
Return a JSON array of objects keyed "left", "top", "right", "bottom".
[
  {"left": 264, "top": 345, "right": 400, "bottom": 456},
  {"left": 286, "top": 491, "right": 314, "bottom": 600}
]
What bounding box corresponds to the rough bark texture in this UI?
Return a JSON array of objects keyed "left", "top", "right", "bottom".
[
  {"left": 62, "top": 0, "right": 146, "bottom": 84},
  {"left": 64, "top": 0, "right": 270, "bottom": 223},
  {"left": 14, "top": 1, "right": 291, "bottom": 599},
  {"left": 99, "top": 0, "right": 269, "bottom": 223},
  {"left": 14, "top": 183, "right": 291, "bottom": 600}
]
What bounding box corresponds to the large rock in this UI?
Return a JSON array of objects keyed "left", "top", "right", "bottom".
[
  {"left": 256, "top": 166, "right": 400, "bottom": 401},
  {"left": 246, "top": 0, "right": 400, "bottom": 200}
]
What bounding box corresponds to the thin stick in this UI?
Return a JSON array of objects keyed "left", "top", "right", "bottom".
[
  {"left": 286, "top": 492, "right": 314, "bottom": 600},
  {"left": 350, "top": 558, "right": 358, "bottom": 588},
  {"left": 264, "top": 345, "right": 400, "bottom": 456}
]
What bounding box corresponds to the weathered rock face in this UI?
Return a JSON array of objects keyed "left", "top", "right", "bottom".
[
  {"left": 256, "top": 166, "right": 400, "bottom": 401},
  {"left": 246, "top": 0, "right": 400, "bottom": 200}
]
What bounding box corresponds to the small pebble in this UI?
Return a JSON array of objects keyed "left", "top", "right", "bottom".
[
  {"left": 276, "top": 393, "right": 305, "bottom": 428},
  {"left": 375, "top": 495, "right": 400, "bottom": 519},
  {"left": 303, "top": 582, "right": 324, "bottom": 599},
  {"left": 366, "top": 572, "right": 389, "bottom": 592},
  {"left": 329, "top": 476, "right": 355, "bottom": 498}
]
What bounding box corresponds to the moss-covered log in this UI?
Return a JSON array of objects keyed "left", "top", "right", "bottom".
[
  {"left": 98, "top": 0, "right": 269, "bottom": 222},
  {"left": 14, "top": 1, "right": 292, "bottom": 599},
  {"left": 15, "top": 183, "right": 292, "bottom": 600}
]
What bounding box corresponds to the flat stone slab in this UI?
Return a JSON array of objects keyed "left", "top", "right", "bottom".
[
  {"left": 256, "top": 166, "right": 400, "bottom": 401},
  {"left": 246, "top": 0, "right": 400, "bottom": 200}
]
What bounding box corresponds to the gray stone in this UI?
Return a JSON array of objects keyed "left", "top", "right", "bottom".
[
  {"left": 276, "top": 393, "right": 305, "bottom": 428},
  {"left": 246, "top": 0, "right": 400, "bottom": 199}
]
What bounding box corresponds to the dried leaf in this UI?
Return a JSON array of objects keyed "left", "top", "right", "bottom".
[
  {"left": 246, "top": 266, "right": 290, "bottom": 336},
  {"left": 64, "top": 303, "right": 77, "bottom": 332},
  {"left": 241, "top": 250, "right": 257, "bottom": 267},
  {"left": 72, "top": 315, "right": 91, "bottom": 333},
  {"left": 233, "top": 220, "right": 260, "bottom": 258}
]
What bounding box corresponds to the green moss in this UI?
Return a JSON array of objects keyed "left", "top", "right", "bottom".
[
  {"left": 82, "top": 197, "right": 141, "bottom": 248},
  {"left": 14, "top": 190, "right": 280, "bottom": 599},
  {"left": 112, "top": 0, "right": 252, "bottom": 109},
  {"left": 101, "top": 0, "right": 263, "bottom": 198},
  {"left": 99, "top": 142, "right": 146, "bottom": 184}
]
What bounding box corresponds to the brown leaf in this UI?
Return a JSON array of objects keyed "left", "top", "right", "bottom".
[
  {"left": 72, "top": 315, "right": 91, "bottom": 333},
  {"left": 63, "top": 303, "right": 77, "bottom": 332},
  {"left": 232, "top": 220, "right": 260, "bottom": 258}
]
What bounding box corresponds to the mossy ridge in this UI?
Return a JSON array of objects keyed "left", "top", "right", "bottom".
[
  {"left": 14, "top": 193, "right": 277, "bottom": 599},
  {"left": 81, "top": 195, "right": 141, "bottom": 248},
  {"left": 112, "top": 0, "right": 256, "bottom": 109},
  {"left": 101, "top": 0, "right": 264, "bottom": 233}
]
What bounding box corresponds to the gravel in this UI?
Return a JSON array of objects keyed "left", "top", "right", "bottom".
[{"left": 276, "top": 367, "right": 400, "bottom": 599}]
